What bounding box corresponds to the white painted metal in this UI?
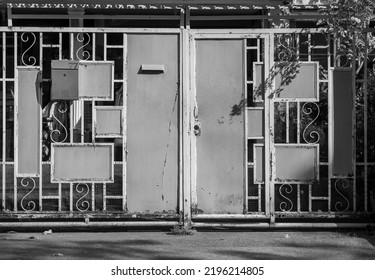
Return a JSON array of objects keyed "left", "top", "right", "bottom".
[
  {"left": 253, "top": 143, "right": 264, "bottom": 184},
  {"left": 274, "top": 143, "right": 320, "bottom": 184},
  {"left": 273, "top": 61, "right": 320, "bottom": 102},
  {"left": 364, "top": 39, "right": 369, "bottom": 213},
  {"left": 93, "top": 106, "right": 123, "bottom": 138},
  {"left": 14, "top": 66, "right": 42, "bottom": 178},
  {"left": 13, "top": 32, "right": 17, "bottom": 212},
  {"left": 247, "top": 107, "right": 264, "bottom": 139},
  {"left": 268, "top": 32, "right": 275, "bottom": 222},
  {"left": 182, "top": 29, "right": 191, "bottom": 225},
  {"left": 2, "top": 32, "right": 6, "bottom": 211},
  {"left": 122, "top": 33, "right": 127, "bottom": 212},
  {"left": 51, "top": 143, "right": 115, "bottom": 183},
  {"left": 0, "top": 26, "right": 372, "bottom": 224},
  {"left": 189, "top": 31, "right": 197, "bottom": 212},
  {"left": 243, "top": 39, "right": 248, "bottom": 213}
]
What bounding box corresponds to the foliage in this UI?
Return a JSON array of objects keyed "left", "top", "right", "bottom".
[{"left": 318, "top": 0, "right": 375, "bottom": 67}]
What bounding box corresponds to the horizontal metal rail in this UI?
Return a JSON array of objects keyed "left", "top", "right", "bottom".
[
  {"left": 0, "top": 221, "right": 179, "bottom": 228},
  {"left": 10, "top": 14, "right": 182, "bottom": 20},
  {"left": 192, "top": 223, "right": 375, "bottom": 229},
  {"left": 189, "top": 15, "right": 329, "bottom": 21},
  {"left": 0, "top": 26, "right": 182, "bottom": 33},
  {"left": 0, "top": 221, "right": 373, "bottom": 230}
]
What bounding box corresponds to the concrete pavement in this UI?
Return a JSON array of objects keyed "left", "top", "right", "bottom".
[{"left": 0, "top": 230, "right": 375, "bottom": 259}]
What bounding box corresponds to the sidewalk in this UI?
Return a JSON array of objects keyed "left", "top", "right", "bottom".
[{"left": 1, "top": 230, "right": 375, "bottom": 260}]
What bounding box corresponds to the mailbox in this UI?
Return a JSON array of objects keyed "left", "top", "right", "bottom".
[
  {"left": 51, "top": 60, "right": 79, "bottom": 100},
  {"left": 51, "top": 60, "right": 114, "bottom": 101}
]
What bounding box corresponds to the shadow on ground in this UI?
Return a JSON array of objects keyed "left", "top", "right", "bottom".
[{"left": 0, "top": 230, "right": 374, "bottom": 260}]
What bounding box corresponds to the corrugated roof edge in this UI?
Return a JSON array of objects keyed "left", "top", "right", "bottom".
[{"left": 3, "top": 2, "right": 334, "bottom": 10}]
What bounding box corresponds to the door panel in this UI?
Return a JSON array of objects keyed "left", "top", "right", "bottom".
[
  {"left": 195, "top": 40, "right": 244, "bottom": 214},
  {"left": 126, "top": 34, "right": 179, "bottom": 213}
]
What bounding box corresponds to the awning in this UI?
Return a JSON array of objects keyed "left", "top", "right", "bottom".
[{"left": 4, "top": 1, "right": 337, "bottom": 10}]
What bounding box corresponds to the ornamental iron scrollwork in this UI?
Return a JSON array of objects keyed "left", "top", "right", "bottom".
[
  {"left": 279, "top": 184, "right": 294, "bottom": 212},
  {"left": 76, "top": 33, "right": 91, "bottom": 61},
  {"left": 50, "top": 101, "right": 69, "bottom": 143},
  {"left": 20, "top": 177, "right": 37, "bottom": 212},
  {"left": 20, "top": 32, "right": 37, "bottom": 66},
  {"left": 275, "top": 34, "right": 297, "bottom": 62},
  {"left": 76, "top": 183, "right": 90, "bottom": 212},
  {"left": 302, "top": 102, "right": 321, "bottom": 144},
  {"left": 334, "top": 178, "right": 350, "bottom": 212}
]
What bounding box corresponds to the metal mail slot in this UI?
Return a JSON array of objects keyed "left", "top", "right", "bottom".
[{"left": 140, "top": 64, "right": 165, "bottom": 73}]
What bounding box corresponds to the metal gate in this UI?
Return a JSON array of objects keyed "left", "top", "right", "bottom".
[
  {"left": 0, "top": 27, "right": 374, "bottom": 225},
  {"left": 0, "top": 27, "right": 182, "bottom": 222},
  {"left": 190, "top": 29, "right": 374, "bottom": 222}
]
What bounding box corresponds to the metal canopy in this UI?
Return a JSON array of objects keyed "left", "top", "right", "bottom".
[{"left": 4, "top": 0, "right": 336, "bottom": 10}]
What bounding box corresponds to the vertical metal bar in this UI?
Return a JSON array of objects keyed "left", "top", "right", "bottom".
[
  {"left": 297, "top": 102, "right": 300, "bottom": 144},
  {"left": 69, "top": 102, "right": 73, "bottom": 143},
  {"left": 286, "top": 101, "right": 290, "bottom": 143},
  {"left": 91, "top": 183, "right": 95, "bottom": 211},
  {"left": 70, "top": 183, "right": 73, "bottom": 212},
  {"left": 92, "top": 33, "right": 96, "bottom": 61},
  {"left": 182, "top": 29, "right": 191, "bottom": 224},
  {"left": 364, "top": 36, "right": 368, "bottom": 212},
  {"left": 69, "top": 33, "right": 74, "bottom": 60},
  {"left": 39, "top": 32, "right": 43, "bottom": 211},
  {"left": 258, "top": 184, "right": 262, "bottom": 212},
  {"left": 309, "top": 183, "right": 312, "bottom": 212},
  {"left": 58, "top": 183, "right": 61, "bottom": 211},
  {"left": 2, "top": 32, "right": 6, "bottom": 210},
  {"left": 122, "top": 33, "right": 127, "bottom": 212},
  {"left": 186, "top": 7, "right": 190, "bottom": 30},
  {"left": 69, "top": 32, "right": 74, "bottom": 212},
  {"left": 91, "top": 99, "right": 95, "bottom": 142},
  {"left": 69, "top": 30, "right": 74, "bottom": 212},
  {"left": 327, "top": 33, "right": 332, "bottom": 212},
  {"left": 69, "top": 36, "right": 74, "bottom": 212},
  {"left": 266, "top": 33, "right": 274, "bottom": 221},
  {"left": 13, "top": 32, "right": 17, "bottom": 211},
  {"left": 308, "top": 33, "right": 311, "bottom": 62},
  {"left": 58, "top": 33, "right": 62, "bottom": 60},
  {"left": 81, "top": 101, "right": 84, "bottom": 143},
  {"left": 103, "top": 33, "right": 107, "bottom": 61},
  {"left": 178, "top": 30, "right": 184, "bottom": 222},
  {"left": 58, "top": 32, "right": 63, "bottom": 211},
  {"left": 243, "top": 39, "right": 248, "bottom": 213},
  {"left": 179, "top": 8, "right": 185, "bottom": 29},
  {"left": 7, "top": 8, "right": 13, "bottom": 27},
  {"left": 103, "top": 182, "right": 107, "bottom": 211},
  {"left": 297, "top": 33, "right": 304, "bottom": 214},
  {"left": 190, "top": 33, "right": 197, "bottom": 213},
  {"left": 352, "top": 35, "right": 358, "bottom": 212}
]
